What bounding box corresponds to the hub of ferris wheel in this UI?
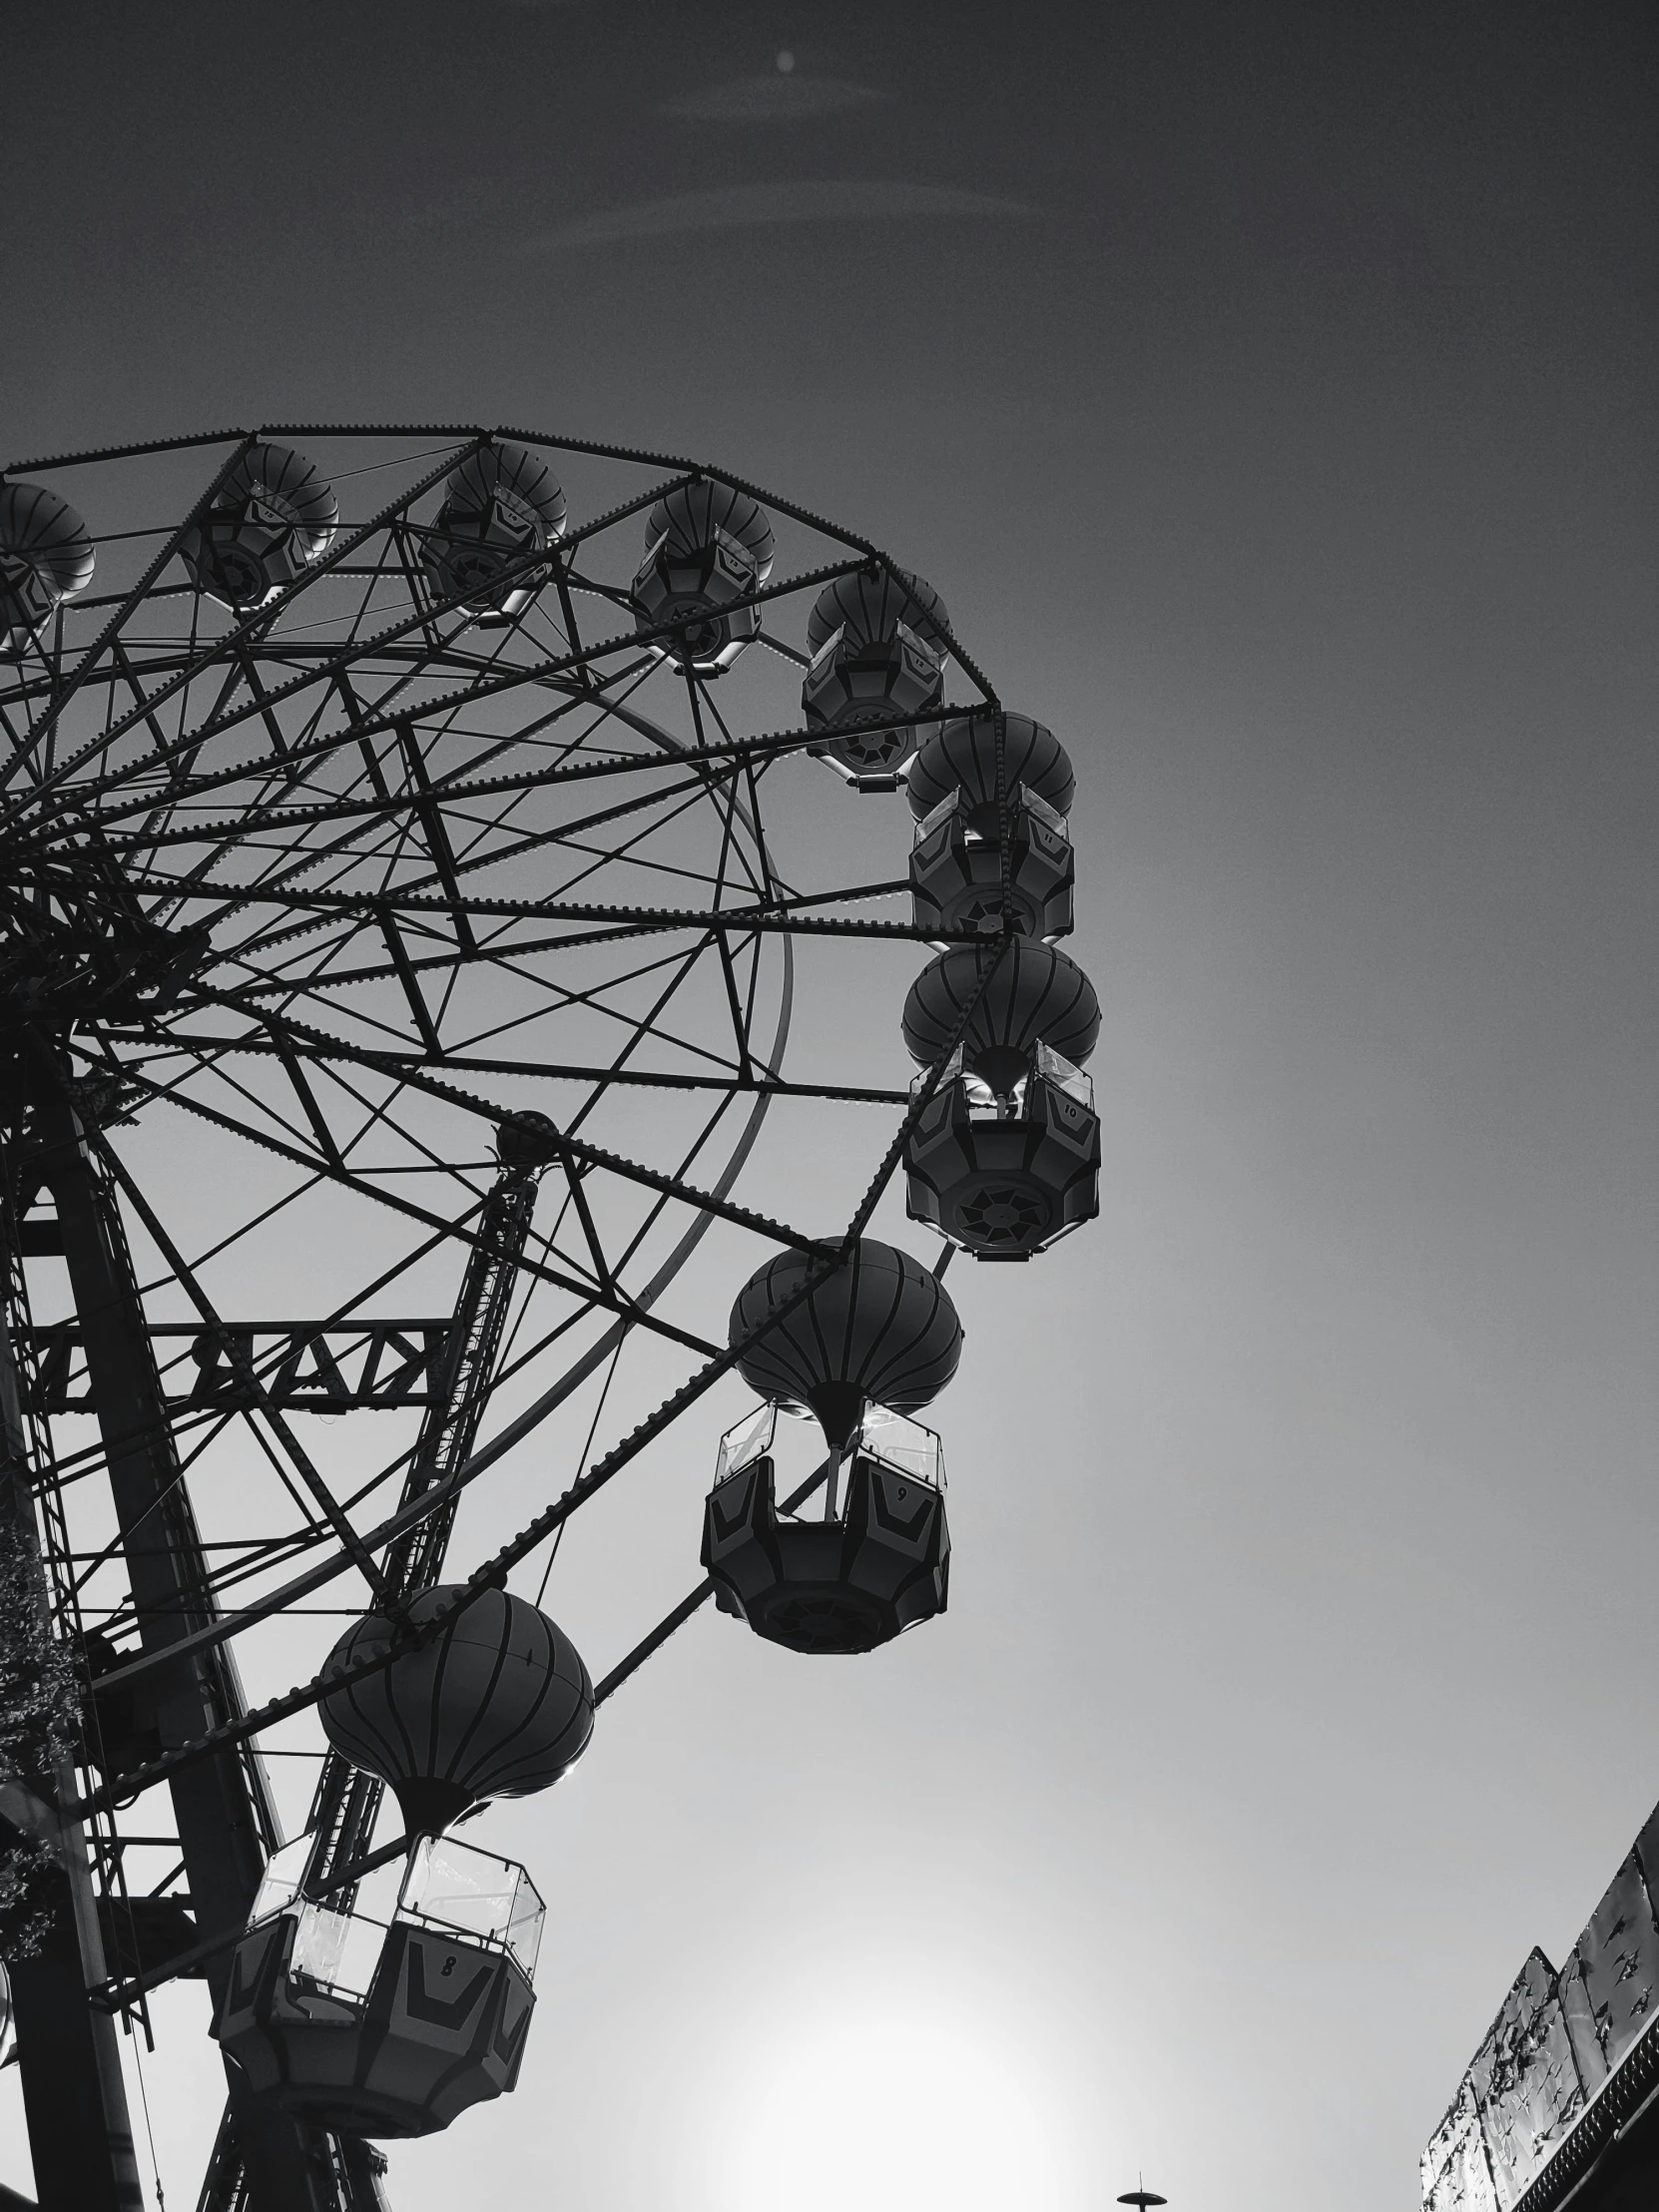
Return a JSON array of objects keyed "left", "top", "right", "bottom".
[{"left": 0, "top": 428, "right": 1101, "bottom": 2212}]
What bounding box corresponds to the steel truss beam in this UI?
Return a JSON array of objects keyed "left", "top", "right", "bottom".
[
  {"left": 197, "top": 1151, "right": 547, "bottom": 2211},
  {"left": 2, "top": 538, "right": 871, "bottom": 834},
  {"left": 0, "top": 422, "right": 1012, "bottom": 2212},
  {"left": 0, "top": 1242, "right": 146, "bottom": 2212},
  {"left": 42, "top": 703, "right": 965, "bottom": 848},
  {"left": 27, "top": 1319, "right": 453, "bottom": 1415},
  {"left": 13, "top": 1060, "right": 339, "bottom": 2212},
  {"left": 68, "top": 939, "right": 1005, "bottom": 1827}
]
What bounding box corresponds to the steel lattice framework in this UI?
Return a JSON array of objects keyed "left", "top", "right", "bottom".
[{"left": 0, "top": 425, "right": 1010, "bottom": 2212}]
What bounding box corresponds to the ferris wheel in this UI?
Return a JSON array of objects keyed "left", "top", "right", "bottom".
[{"left": 0, "top": 424, "right": 1100, "bottom": 2212}]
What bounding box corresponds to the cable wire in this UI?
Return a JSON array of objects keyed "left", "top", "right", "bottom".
[{"left": 534, "top": 1330, "right": 625, "bottom": 1608}]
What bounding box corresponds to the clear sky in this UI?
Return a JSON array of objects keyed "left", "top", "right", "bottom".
[{"left": 2, "top": 4, "right": 1656, "bottom": 2210}]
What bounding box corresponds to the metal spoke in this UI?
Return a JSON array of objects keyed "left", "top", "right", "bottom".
[{"left": 0, "top": 422, "right": 1055, "bottom": 2212}]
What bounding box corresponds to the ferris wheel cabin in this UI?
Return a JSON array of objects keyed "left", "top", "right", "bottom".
[
  {"left": 707, "top": 1243, "right": 963, "bottom": 1653},
  {"left": 0, "top": 480, "right": 97, "bottom": 650},
  {"left": 419, "top": 441, "right": 568, "bottom": 621},
  {"left": 0, "top": 421, "right": 1105, "bottom": 2211},
  {"left": 179, "top": 442, "right": 338, "bottom": 612},
  {"left": 703, "top": 1403, "right": 950, "bottom": 1655},
  {"left": 631, "top": 480, "right": 775, "bottom": 672},
  {"left": 907, "top": 711, "right": 1078, "bottom": 940},
  {"left": 215, "top": 1834, "right": 543, "bottom": 2140},
  {"left": 900, "top": 755, "right": 1103, "bottom": 1260},
  {"left": 802, "top": 567, "right": 951, "bottom": 789}
]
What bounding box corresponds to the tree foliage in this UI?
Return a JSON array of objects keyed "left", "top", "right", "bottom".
[{"left": 0, "top": 1509, "right": 80, "bottom": 1960}]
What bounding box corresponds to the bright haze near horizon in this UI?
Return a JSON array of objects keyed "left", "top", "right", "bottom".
[{"left": 2, "top": 4, "right": 1655, "bottom": 2209}]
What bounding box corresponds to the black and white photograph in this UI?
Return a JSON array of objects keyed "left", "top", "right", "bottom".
[{"left": 0, "top": 6, "right": 1653, "bottom": 2210}]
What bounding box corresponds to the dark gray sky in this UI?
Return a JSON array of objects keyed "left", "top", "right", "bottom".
[{"left": 3, "top": 5, "right": 1656, "bottom": 2209}]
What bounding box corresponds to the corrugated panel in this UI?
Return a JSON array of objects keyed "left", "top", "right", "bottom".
[
  {"left": 1556, "top": 1954, "right": 1611, "bottom": 2100},
  {"left": 1467, "top": 1951, "right": 1587, "bottom": 2207},
  {"left": 1562, "top": 1846, "right": 1659, "bottom": 2080},
  {"left": 1421, "top": 1799, "right": 1659, "bottom": 2212},
  {"left": 1423, "top": 2083, "right": 1501, "bottom": 2212},
  {"left": 1634, "top": 1799, "right": 1659, "bottom": 1924}
]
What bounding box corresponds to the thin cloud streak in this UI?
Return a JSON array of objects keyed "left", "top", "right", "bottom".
[
  {"left": 520, "top": 180, "right": 1035, "bottom": 255},
  {"left": 660, "top": 75, "right": 894, "bottom": 124}
]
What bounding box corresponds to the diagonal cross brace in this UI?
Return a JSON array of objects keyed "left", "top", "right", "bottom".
[{"left": 66, "top": 934, "right": 1010, "bottom": 1821}]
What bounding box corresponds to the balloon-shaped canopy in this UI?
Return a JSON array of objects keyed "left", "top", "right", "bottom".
[
  {"left": 213, "top": 442, "right": 338, "bottom": 561},
  {"left": 320, "top": 1586, "right": 593, "bottom": 1836},
  {"left": 902, "top": 942, "right": 1101, "bottom": 1095},
  {"left": 0, "top": 480, "right": 97, "bottom": 625},
  {"left": 439, "top": 441, "right": 567, "bottom": 543},
  {"left": 906, "top": 712, "right": 1076, "bottom": 836},
  {"left": 644, "top": 481, "right": 775, "bottom": 582},
  {"left": 730, "top": 1239, "right": 962, "bottom": 1449},
  {"left": 806, "top": 568, "right": 949, "bottom": 660}
]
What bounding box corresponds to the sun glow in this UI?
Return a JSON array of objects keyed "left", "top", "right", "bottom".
[{"left": 732, "top": 2010, "right": 1063, "bottom": 2212}]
